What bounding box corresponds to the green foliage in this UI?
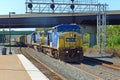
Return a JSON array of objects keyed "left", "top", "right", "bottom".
[
  {"left": 82, "top": 25, "right": 120, "bottom": 56},
  {"left": 82, "top": 33, "right": 90, "bottom": 44},
  {"left": 36, "top": 28, "right": 52, "bottom": 32},
  {"left": 106, "top": 25, "right": 120, "bottom": 48},
  {"left": 82, "top": 33, "right": 90, "bottom": 51},
  {"left": 83, "top": 25, "right": 120, "bottom": 52}
]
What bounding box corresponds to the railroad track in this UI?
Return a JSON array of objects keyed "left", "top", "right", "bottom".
[
  {"left": 64, "top": 63, "right": 104, "bottom": 80},
  {"left": 70, "top": 63, "right": 120, "bottom": 80},
  {"left": 21, "top": 47, "right": 104, "bottom": 80},
  {"left": 17, "top": 49, "right": 104, "bottom": 80},
  {"left": 15, "top": 48, "right": 120, "bottom": 80},
  {"left": 84, "top": 56, "right": 120, "bottom": 71},
  {"left": 61, "top": 55, "right": 120, "bottom": 80},
  {"left": 113, "top": 64, "right": 120, "bottom": 67},
  {"left": 15, "top": 48, "right": 66, "bottom": 80}
]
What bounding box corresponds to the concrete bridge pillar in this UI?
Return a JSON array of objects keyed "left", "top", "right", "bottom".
[
  {"left": 90, "top": 33, "right": 96, "bottom": 47},
  {"left": 81, "top": 25, "right": 97, "bottom": 47}
]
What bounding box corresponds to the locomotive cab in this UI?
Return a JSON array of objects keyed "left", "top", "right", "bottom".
[{"left": 51, "top": 24, "right": 83, "bottom": 62}]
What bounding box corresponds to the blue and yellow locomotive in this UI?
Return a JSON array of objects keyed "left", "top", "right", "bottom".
[{"left": 38, "top": 24, "right": 83, "bottom": 63}]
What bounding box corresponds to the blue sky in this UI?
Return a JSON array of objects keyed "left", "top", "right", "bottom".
[
  {"left": 0, "top": 0, "right": 25, "bottom": 15},
  {"left": 0, "top": 0, "right": 119, "bottom": 15},
  {"left": 99, "top": 0, "right": 120, "bottom": 10},
  {"left": 0, "top": 0, "right": 119, "bottom": 31}
]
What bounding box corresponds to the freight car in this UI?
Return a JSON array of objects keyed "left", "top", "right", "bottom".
[
  {"left": 15, "top": 35, "right": 27, "bottom": 46},
  {"left": 26, "top": 32, "right": 41, "bottom": 47},
  {"left": 16, "top": 32, "right": 41, "bottom": 47},
  {"left": 37, "top": 24, "right": 84, "bottom": 63}
]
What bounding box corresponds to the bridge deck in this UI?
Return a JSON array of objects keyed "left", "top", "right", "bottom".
[
  {"left": 0, "top": 10, "right": 120, "bottom": 18},
  {"left": 0, "top": 10, "right": 120, "bottom": 28}
]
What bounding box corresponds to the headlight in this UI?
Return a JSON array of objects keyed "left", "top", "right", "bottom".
[
  {"left": 77, "top": 51, "right": 80, "bottom": 53},
  {"left": 70, "top": 33, "right": 73, "bottom": 37},
  {"left": 66, "top": 51, "right": 68, "bottom": 53}
]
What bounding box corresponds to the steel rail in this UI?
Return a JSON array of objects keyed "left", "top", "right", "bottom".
[
  {"left": 75, "top": 63, "right": 120, "bottom": 79},
  {"left": 20, "top": 48, "right": 67, "bottom": 80},
  {"left": 84, "top": 56, "right": 120, "bottom": 71},
  {"left": 20, "top": 48, "right": 103, "bottom": 80}
]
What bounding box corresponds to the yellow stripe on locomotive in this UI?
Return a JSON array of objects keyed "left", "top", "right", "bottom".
[{"left": 58, "top": 32, "right": 82, "bottom": 50}]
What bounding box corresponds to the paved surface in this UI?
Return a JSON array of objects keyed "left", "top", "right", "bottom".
[
  {"left": 18, "top": 54, "right": 49, "bottom": 80},
  {"left": 0, "top": 55, "right": 31, "bottom": 80},
  {"left": 0, "top": 47, "right": 49, "bottom": 80}
]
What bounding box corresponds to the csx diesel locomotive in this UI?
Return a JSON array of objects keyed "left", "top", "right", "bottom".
[{"left": 16, "top": 24, "right": 84, "bottom": 63}]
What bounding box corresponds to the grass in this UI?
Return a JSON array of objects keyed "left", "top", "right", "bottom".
[
  {"left": 106, "top": 45, "right": 120, "bottom": 57},
  {"left": 83, "top": 44, "right": 120, "bottom": 58}
]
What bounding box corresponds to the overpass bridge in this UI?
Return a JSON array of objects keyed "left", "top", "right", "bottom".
[
  {"left": 0, "top": 10, "right": 120, "bottom": 53},
  {"left": 0, "top": 10, "right": 120, "bottom": 28}
]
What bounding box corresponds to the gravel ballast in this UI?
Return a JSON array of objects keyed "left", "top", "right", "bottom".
[{"left": 24, "top": 48, "right": 99, "bottom": 80}]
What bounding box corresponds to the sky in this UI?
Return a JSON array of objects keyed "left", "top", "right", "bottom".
[
  {"left": 0, "top": 0, "right": 25, "bottom": 15},
  {"left": 0, "top": 0, "right": 119, "bottom": 15},
  {"left": 99, "top": 0, "right": 120, "bottom": 10},
  {"left": 0, "top": 0, "right": 119, "bottom": 31}
]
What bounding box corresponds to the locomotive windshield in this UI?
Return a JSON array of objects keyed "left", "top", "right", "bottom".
[{"left": 56, "top": 24, "right": 80, "bottom": 33}]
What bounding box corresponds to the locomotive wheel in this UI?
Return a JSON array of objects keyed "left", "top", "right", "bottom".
[
  {"left": 54, "top": 53, "right": 58, "bottom": 59},
  {"left": 53, "top": 51, "right": 59, "bottom": 59}
]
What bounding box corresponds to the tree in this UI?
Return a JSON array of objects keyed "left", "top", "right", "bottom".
[
  {"left": 106, "top": 25, "right": 120, "bottom": 48},
  {"left": 36, "top": 28, "right": 52, "bottom": 32}
]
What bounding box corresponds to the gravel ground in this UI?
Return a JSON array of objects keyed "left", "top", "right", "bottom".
[
  {"left": 14, "top": 48, "right": 65, "bottom": 80},
  {"left": 93, "top": 64, "right": 120, "bottom": 77},
  {"left": 20, "top": 49, "right": 63, "bottom": 80},
  {"left": 72, "top": 62, "right": 120, "bottom": 80},
  {"left": 82, "top": 60, "right": 120, "bottom": 77},
  {"left": 84, "top": 53, "right": 120, "bottom": 64},
  {"left": 83, "top": 53, "right": 120, "bottom": 80},
  {"left": 24, "top": 48, "right": 99, "bottom": 80}
]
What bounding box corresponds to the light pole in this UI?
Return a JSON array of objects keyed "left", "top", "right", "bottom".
[{"left": 9, "top": 12, "right": 15, "bottom": 54}]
